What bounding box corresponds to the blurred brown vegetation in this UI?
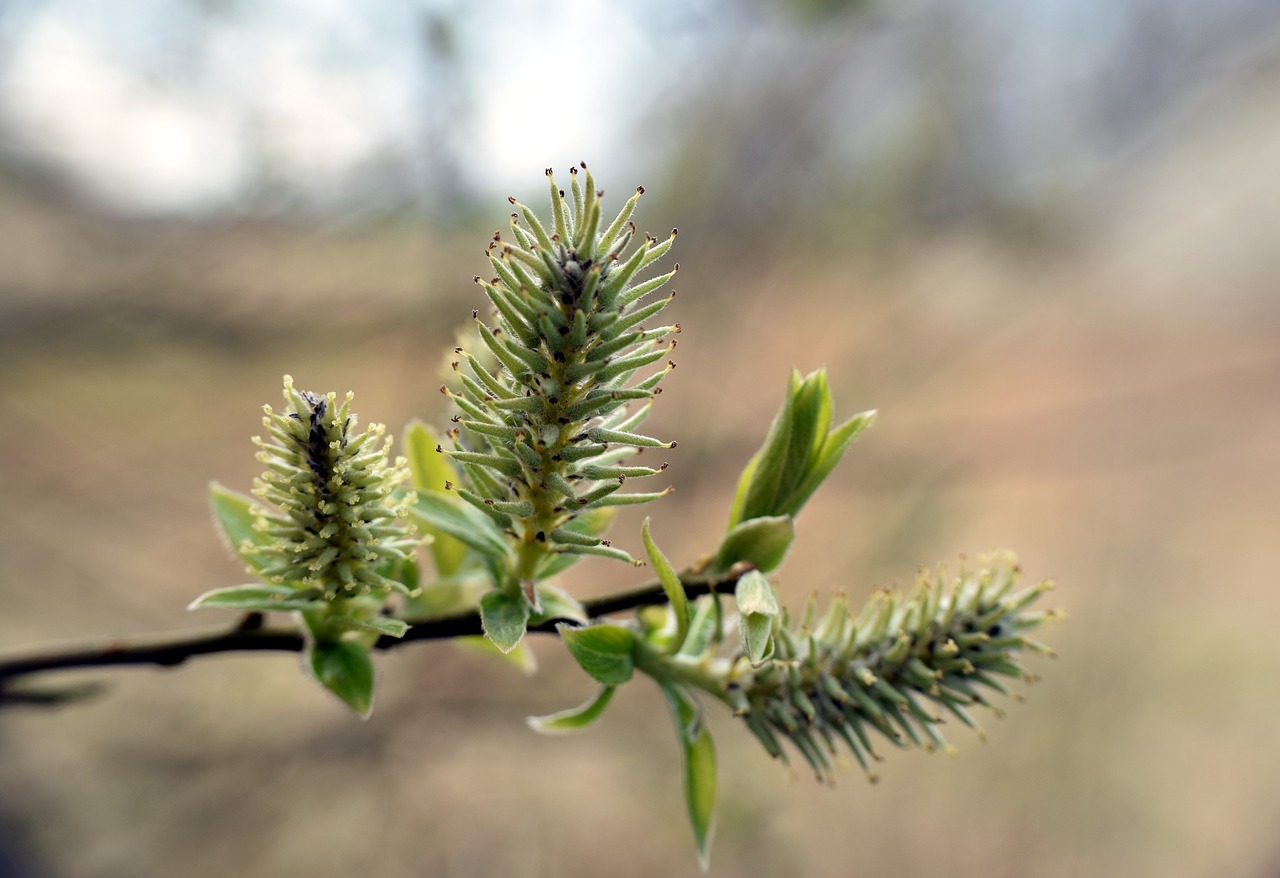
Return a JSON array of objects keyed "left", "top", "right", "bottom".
[{"left": 3, "top": 4, "right": 1280, "bottom": 878}]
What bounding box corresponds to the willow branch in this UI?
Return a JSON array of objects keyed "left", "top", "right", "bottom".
[{"left": 0, "top": 572, "right": 740, "bottom": 698}]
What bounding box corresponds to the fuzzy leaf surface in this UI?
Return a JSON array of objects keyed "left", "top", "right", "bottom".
[
  {"left": 479, "top": 591, "right": 530, "bottom": 654},
  {"left": 727, "top": 370, "right": 874, "bottom": 527},
  {"left": 684, "top": 726, "right": 718, "bottom": 870},
  {"left": 455, "top": 636, "right": 538, "bottom": 674},
  {"left": 208, "top": 483, "right": 272, "bottom": 573},
  {"left": 527, "top": 686, "right": 616, "bottom": 735},
  {"left": 729, "top": 371, "right": 796, "bottom": 528},
  {"left": 662, "top": 683, "right": 717, "bottom": 870},
  {"left": 642, "top": 518, "right": 689, "bottom": 650},
  {"left": 400, "top": 575, "right": 488, "bottom": 621},
  {"left": 784, "top": 409, "right": 875, "bottom": 517},
  {"left": 188, "top": 584, "right": 325, "bottom": 613},
  {"left": 713, "top": 515, "right": 794, "bottom": 574},
  {"left": 734, "top": 570, "right": 779, "bottom": 666},
  {"left": 308, "top": 640, "right": 375, "bottom": 718},
  {"left": 410, "top": 493, "right": 511, "bottom": 563},
  {"left": 327, "top": 615, "right": 409, "bottom": 638},
  {"left": 560, "top": 623, "right": 635, "bottom": 686},
  {"left": 529, "top": 583, "right": 588, "bottom": 626},
  {"left": 678, "top": 597, "right": 723, "bottom": 659},
  {"left": 404, "top": 421, "right": 469, "bottom": 576}
]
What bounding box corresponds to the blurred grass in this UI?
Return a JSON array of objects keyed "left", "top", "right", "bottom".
[{"left": 2, "top": 180, "right": 1280, "bottom": 878}]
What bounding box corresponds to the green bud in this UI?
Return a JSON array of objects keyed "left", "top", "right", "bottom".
[
  {"left": 199, "top": 377, "right": 417, "bottom": 607},
  {"left": 735, "top": 570, "right": 779, "bottom": 667},
  {"left": 728, "top": 369, "right": 875, "bottom": 529}
]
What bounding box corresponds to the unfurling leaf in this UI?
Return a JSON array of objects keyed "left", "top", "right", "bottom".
[
  {"left": 727, "top": 369, "right": 874, "bottom": 528},
  {"left": 642, "top": 518, "right": 689, "bottom": 650},
  {"left": 788, "top": 408, "right": 876, "bottom": 516},
  {"left": 678, "top": 596, "right": 725, "bottom": 659},
  {"left": 527, "top": 686, "right": 616, "bottom": 735},
  {"left": 734, "top": 570, "right": 779, "bottom": 666}
]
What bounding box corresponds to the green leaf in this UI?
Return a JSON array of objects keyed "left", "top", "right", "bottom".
[
  {"left": 726, "top": 454, "right": 759, "bottom": 532},
  {"left": 712, "top": 515, "right": 794, "bottom": 574},
  {"left": 529, "top": 582, "right": 589, "bottom": 625},
  {"left": 738, "top": 613, "right": 774, "bottom": 667},
  {"left": 327, "top": 615, "right": 409, "bottom": 638},
  {"left": 661, "top": 683, "right": 717, "bottom": 870},
  {"left": 188, "top": 583, "right": 326, "bottom": 613},
  {"left": 208, "top": 482, "right": 272, "bottom": 573},
  {"left": 684, "top": 726, "right": 718, "bottom": 870},
  {"left": 734, "top": 569, "right": 779, "bottom": 616},
  {"left": 802, "top": 369, "right": 833, "bottom": 457},
  {"left": 406, "top": 420, "right": 458, "bottom": 493},
  {"left": 410, "top": 492, "right": 512, "bottom": 563},
  {"left": 480, "top": 590, "right": 530, "bottom": 654},
  {"left": 527, "top": 686, "right": 616, "bottom": 735},
  {"left": 728, "top": 372, "right": 875, "bottom": 527},
  {"left": 429, "top": 525, "right": 470, "bottom": 579},
  {"left": 678, "top": 596, "right": 723, "bottom": 658},
  {"left": 533, "top": 550, "right": 582, "bottom": 580},
  {"left": 661, "top": 681, "right": 701, "bottom": 741},
  {"left": 399, "top": 575, "right": 488, "bottom": 621},
  {"left": 308, "top": 639, "right": 375, "bottom": 718},
  {"left": 456, "top": 636, "right": 538, "bottom": 675},
  {"left": 730, "top": 371, "right": 797, "bottom": 528},
  {"left": 561, "top": 505, "right": 616, "bottom": 537},
  {"left": 377, "top": 553, "right": 420, "bottom": 596},
  {"left": 559, "top": 623, "right": 636, "bottom": 686},
  {"left": 642, "top": 518, "right": 689, "bottom": 651},
  {"left": 734, "top": 570, "right": 779, "bottom": 667}
]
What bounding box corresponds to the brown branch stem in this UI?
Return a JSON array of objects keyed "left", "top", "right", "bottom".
[{"left": 0, "top": 573, "right": 739, "bottom": 701}]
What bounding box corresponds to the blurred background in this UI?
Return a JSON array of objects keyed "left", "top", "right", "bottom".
[{"left": 1, "top": 1, "right": 1279, "bottom": 876}]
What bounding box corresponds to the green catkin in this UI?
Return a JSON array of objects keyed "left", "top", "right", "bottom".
[
  {"left": 441, "top": 169, "right": 680, "bottom": 585},
  {"left": 250, "top": 376, "right": 417, "bottom": 600},
  {"left": 721, "top": 554, "right": 1058, "bottom": 782}
]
